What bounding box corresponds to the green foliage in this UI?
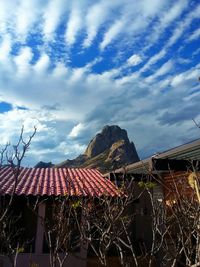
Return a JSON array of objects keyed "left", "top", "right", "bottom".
[
  {"left": 71, "top": 200, "right": 82, "bottom": 209},
  {"left": 16, "top": 247, "right": 24, "bottom": 253},
  {"left": 120, "top": 215, "right": 129, "bottom": 222},
  {"left": 138, "top": 181, "right": 157, "bottom": 189}
]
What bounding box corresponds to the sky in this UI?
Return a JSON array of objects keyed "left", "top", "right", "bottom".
[{"left": 0, "top": 0, "right": 200, "bottom": 166}]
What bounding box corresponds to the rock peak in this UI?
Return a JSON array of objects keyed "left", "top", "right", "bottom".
[
  {"left": 57, "top": 125, "right": 139, "bottom": 173},
  {"left": 84, "top": 125, "right": 130, "bottom": 158}
]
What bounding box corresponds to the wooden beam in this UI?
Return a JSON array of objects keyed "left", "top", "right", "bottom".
[{"left": 109, "top": 172, "right": 156, "bottom": 181}]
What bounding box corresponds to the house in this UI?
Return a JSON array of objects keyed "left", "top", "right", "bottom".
[
  {"left": 106, "top": 138, "right": 200, "bottom": 204},
  {"left": 0, "top": 167, "right": 119, "bottom": 267},
  {"left": 1, "top": 139, "right": 199, "bottom": 266},
  {"left": 105, "top": 138, "right": 200, "bottom": 265}
]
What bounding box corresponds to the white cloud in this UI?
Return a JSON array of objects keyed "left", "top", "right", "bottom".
[
  {"left": 0, "top": 106, "right": 90, "bottom": 166},
  {"left": 183, "top": 89, "right": 200, "bottom": 102},
  {"left": 0, "top": 35, "right": 12, "bottom": 62},
  {"left": 0, "top": 0, "right": 199, "bottom": 166},
  {"left": 65, "top": 6, "right": 82, "bottom": 46},
  {"left": 0, "top": 50, "right": 118, "bottom": 122},
  {"left": 124, "top": 117, "right": 199, "bottom": 159},
  {"left": 33, "top": 54, "right": 50, "bottom": 73},
  {"left": 166, "top": 4, "right": 200, "bottom": 48},
  {"left": 153, "top": 60, "right": 173, "bottom": 77},
  {"left": 83, "top": 2, "right": 109, "bottom": 48},
  {"left": 171, "top": 63, "right": 200, "bottom": 87},
  {"left": 192, "top": 47, "right": 200, "bottom": 57},
  {"left": 0, "top": 54, "right": 198, "bottom": 166},
  {"left": 0, "top": 1, "right": 17, "bottom": 35},
  {"left": 145, "top": 60, "right": 173, "bottom": 83},
  {"left": 0, "top": 109, "right": 47, "bottom": 144},
  {"left": 68, "top": 123, "right": 86, "bottom": 138},
  {"left": 161, "top": 0, "right": 187, "bottom": 25},
  {"left": 127, "top": 54, "right": 142, "bottom": 66},
  {"left": 140, "top": 4, "right": 200, "bottom": 72},
  {"left": 56, "top": 141, "right": 86, "bottom": 156},
  {"left": 52, "top": 62, "right": 68, "bottom": 78},
  {"left": 43, "top": 0, "right": 66, "bottom": 41},
  {"left": 144, "top": 0, "right": 188, "bottom": 49},
  {"left": 187, "top": 28, "right": 200, "bottom": 42},
  {"left": 69, "top": 67, "right": 86, "bottom": 84},
  {"left": 14, "top": 47, "right": 33, "bottom": 77},
  {"left": 116, "top": 72, "right": 140, "bottom": 86},
  {"left": 100, "top": 19, "right": 125, "bottom": 50},
  {"left": 82, "top": 0, "right": 170, "bottom": 50},
  {"left": 140, "top": 49, "right": 167, "bottom": 73},
  {"left": 0, "top": 108, "right": 77, "bottom": 165},
  {"left": 15, "top": 0, "right": 40, "bottom": 40},
  {"left": 140, "top": 0, "right": 166, "bottom": 16}
]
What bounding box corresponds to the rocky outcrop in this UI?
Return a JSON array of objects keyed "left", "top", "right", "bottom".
[
  {"left": 35, "top": 161, "right": 54, "bottom": 168},
  {"left": 57, "top": 125, "right": 139, "bottom": 173}
]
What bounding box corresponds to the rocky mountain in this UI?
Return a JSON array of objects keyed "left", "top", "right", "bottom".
[
  {"left": 35, "top": 161, "right": 54, "bottom": 168},
  {"left": 57, "top": 125, "right": 139, "bottom": 173}
]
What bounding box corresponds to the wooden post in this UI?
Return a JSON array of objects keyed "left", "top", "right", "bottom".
[{"left": 35, "top": 202, "right": 46, "bottom": 254}]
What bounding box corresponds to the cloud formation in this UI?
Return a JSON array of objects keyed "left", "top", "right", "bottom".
[{"left": 0, "top": 0, "right": 199, "bottom": 165}]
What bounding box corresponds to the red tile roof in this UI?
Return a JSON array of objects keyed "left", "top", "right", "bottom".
[{"left": 0, "top": 167, "right": 119, "bottom": 197}]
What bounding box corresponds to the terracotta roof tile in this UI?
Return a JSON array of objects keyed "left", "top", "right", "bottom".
[{"left": 0, "top": 167, "right": 119, "bottom": 197}]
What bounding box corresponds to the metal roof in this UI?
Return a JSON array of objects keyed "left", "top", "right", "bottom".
[
  {"left": 154, "top": 138, "right": 200, "bottom": 160},
  {"left": 0, "top": 167, "right": 119, "bottom": 197},
  {"left": 111, "top": 138, "right": 200, "bottom": 175}
]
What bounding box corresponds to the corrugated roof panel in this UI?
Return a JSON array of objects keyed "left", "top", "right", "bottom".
[
  {"left": 110, "top": 138, "right": 200, "bottom": 175},
  {"left": 0, "top": 167, "right": 119, "bottom": 197}
]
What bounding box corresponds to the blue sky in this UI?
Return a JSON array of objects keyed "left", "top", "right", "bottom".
[{"left": 0, "top": 0, "right": 200, "bottom": 166}]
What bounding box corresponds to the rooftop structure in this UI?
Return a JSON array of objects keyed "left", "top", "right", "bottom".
[
  {"left": 0, "top": 167, "right": 118, "bottom": 197},
  {"left": 108, "top": 138, "right": 200, "bottom": 175}
]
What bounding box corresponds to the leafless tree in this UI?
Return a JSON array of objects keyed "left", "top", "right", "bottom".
[
  {"left": 163, "top": 171, "right": 200, "bottom": 267},
  {"left": 0, "top": 126, "right": 36, "bottom": 267},
  {"left": 0, "top": 126, "right": 36, "bottom": 222},
  {"left": 78, "top": 177, "right": 148, "bottom": 267},
  {"left": 28, "top": 176, "right": 143, "bottom": 267},
  {"left": 79, "top": 167, "right": 200, "bottom": 267},
  {"left": 192, "top": 119, "right": 200, "bottom": 129},
  {"left": 39, "top": 195, "right": 82, "bottom": 267},
  {"left": 136, "top": 168, "right": 200, "bottom": 267}
]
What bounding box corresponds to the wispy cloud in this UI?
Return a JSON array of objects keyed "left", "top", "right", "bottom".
[
  {"left": 15, "top": 0, "right": 40, "bottom": 40},
  {"left": 100, "top": 19, "right": 125, "bottom": 50},
  {"left": 0, "top": 34, "right": 12, "bottom": 61},
  {"left": 0, "top": 0, "right": 199, "bottom": 165},
  {"left": 144, "top": 0, "right": 188, "bottom": 50},
  {"left": 145, "top": 60, "right": 173, "bottom": 83},
  {"left": 33, "top": 53, "right": 50, "bottom": 73},
  {"left": 187, "top": 28, "right": 200, "bottom": 42},
  {"left": 127, "top": 54, "right": 142, "bottom": 66},
  {"left": 171, "top": 63, "right": 200, "bottom": 88},
  {"left": 166, "top": 4, "right": 200, "bottom": 48},
  {"left": 141, "top": 4, "right": 200, "bottom": 72},
  {"left": 83, "top": 2, "right": 109, "bottom": 48},
  {"left": 43, "top": 0, "right": 66, "bottom": 41},
  {"left": 68, "top": 123, "right": 86, "bottom": 138},
  {"left": 65, "top": 4, "right": 82, "bottom": 46},
  {"left": 14, "top": 47, "right": 33, "bottom": 77}
]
